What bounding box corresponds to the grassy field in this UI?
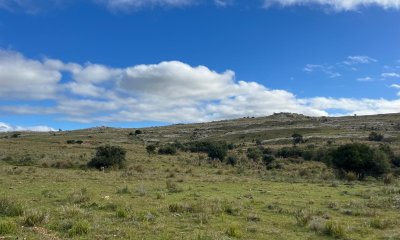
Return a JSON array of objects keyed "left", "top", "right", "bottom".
[{"left": 0, "top": 113, "right": 400, "bottom": 239}]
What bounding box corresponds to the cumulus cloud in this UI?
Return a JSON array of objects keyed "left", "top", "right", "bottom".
[
  {"left": 1, "top": 49, "right": 400, "bottom": 125},
  {"left": 263, "top": 0, "right": 400, "bottom": 11},
  {"left": 0, "top": 50, "right": 61, "bottom": 99},
  {"left": 0, "top": 122, "right": 56, "bottom": 132}
]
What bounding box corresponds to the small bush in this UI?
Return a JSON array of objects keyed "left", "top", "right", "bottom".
[
  {"left": 0, "top": 220, "right": 17, "bottom": 235},
  {"left": 186, "top": 141, "right": 228, "bottom": 161},
  {"left": 226, "top": 156, "right": 238, "bottom": 166},
  {"left": 146, "top": 145, "right": 156, "bottom": 155},
  {"left": 116, "top": 207, "right": 129, "bottom": 218},
  {"left": 292, "top": 133, "right": 304, "bottom": 145},
  {"left": 276, "top": 146, "right": 303, "bottom": 158},
  {"left": 23, "top": 209, "right": 48, "bottom": 226},
  {"left": 226, "top": 225, "right": 242, "bottom": 238},
  {"left": 69, "top": 220, "right": 89, "bottom": 237},
  {"left": 135, "top": 129, "right": 143, "bottom": 135},
  {"left": 324, "top": 221, "right": 346, "bottom": 238},
  {"left": 368, "top": 132, "right": 384, "bottom": 141},
  {"left": 262, "top": 154, "right": 275, "bottom": 165},
  {"left": 0, "top": 197, "right": 23, "bottom": 217},
  {"left": 158, "top": 145, "right": 177, "bottom": 155},
  {"left": 66, "top": 140, "right": 76, "bottom": 144},
  {"left": 87, "top": 145, "right": 126, "bottom": 170},
  {"left": 247, "top": 147, "right": 263, "bottom": 161}
]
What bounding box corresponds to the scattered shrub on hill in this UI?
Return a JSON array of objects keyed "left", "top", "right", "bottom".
[
  {"left": 292, "top": 133, "right": 304, "bottom": 145},
  {"left": 247, "top": 147, "right": 263, "bottom": 161},
  {"left": 276, "top": 146, "right": 303, "bottom": 158},
  {"left": 262, "top": 154, "right": 275, "bottom": 165},
  {"left": 11, "top": 133, "right": 21, "bottom": 138},
  {"left": 158, "top": 145, "right": 177, "bottom": 155},
  {"left": 368, "top": 132, "right": 384, "bottom": 142},
  {"left": 331, "top": 143, "right": 390, "bottom": 179},
  {"left": 87, "top": 145, "right": 126, "bottom": 170},
  {"left": 146, "top": 145, "right": 156, "bottom": 155},
  {"left": 226, "top": 156, "right": 238, "bottom": 166},
  {"left": 135, "top": 130, "right": 143, "bottom": 135},
  {"left": 187, "top": 141, "right": 228, "bottom": 161}
]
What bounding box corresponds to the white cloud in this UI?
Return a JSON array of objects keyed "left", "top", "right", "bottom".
[
  {"left": 119, "top": 61, "right": 236, "bottom": 100},
  {"left": 263, "top": 0, "right": 400, "bottom": 11},
  {"left": 0, "top": 50, "right": 61, "bottom": 99},
  {"left": 1, "top": 49, "right": 400, "bottom": 125},
  {"left": 391, "top": 84, "right": 400, "bottom": 89},
  {"left": 382, "top": 72, "right": 400, "bottom": 78},
  {"left": 357, "top": 76, "right": 374, "bottom": 82},
  {"left": 96, "top": 0, "right": 195, "bottom": 11},
  {"left": 214, "top": 0, "right": 233, "bottom": 7},
  {"left": 0, "top": 122, "right": 56, "bottom": 132},
  {"left": 344, "top": 55, "right": 377, "bottom": 65},
  {"left": 303, "top": 64, "right": 341, "bottom": 78}
]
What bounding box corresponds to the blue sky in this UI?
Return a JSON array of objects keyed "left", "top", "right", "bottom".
[{"left": 0, "top": 0, "right": 399, "bottom": 131}]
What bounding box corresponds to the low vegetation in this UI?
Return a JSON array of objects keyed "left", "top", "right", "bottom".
[{"left": 0, "top": 113, "right": 399, "bottom": 239}]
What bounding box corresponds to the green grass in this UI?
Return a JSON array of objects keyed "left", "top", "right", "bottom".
[{"left": 0, "top": 113, "right": 399, "bottom": 239}]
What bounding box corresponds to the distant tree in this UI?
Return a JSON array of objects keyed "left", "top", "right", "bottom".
[
  {"left": 368, "top": 132, "right": 384, "bottom": 142},
  {"left": 135, "top": 130, "right": 143, "bottom": 135},
  {"left": 332, "top": 143, "right": 390, "bottom": 179},
  {"left": 292, "top": 133, "right": 304, "bottom": 145},
  {"left": 247, "top": 147, "right": 263, "bottom": 161},
  {"left": 158, "top": 145, "right": 177, "bottom": 155},
  {"left": 87, "top": 145, "right": 126, "bottom": 170},
  {"left": 146, "top": 145, "right": 156, "bottom": 155}
]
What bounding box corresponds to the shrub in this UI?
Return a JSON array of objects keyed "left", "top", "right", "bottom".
[
  {"left": 135, "top": 129, "right": 143, "bottom": 135},
  {"left": 146, "top": 145, "right": 156, "bottom": 155},
  {"left": 87, "top": 145, "right": 126, "bottom": 169},
  {"left": 69, "top": 220, "right": 89, "bottom": 237},
  {"left": 368, "top": 132, "right": 384, "bottom": 141},
  {"left": 226, "top": 156, "right": 238, "bottom": 166},
  {"left": 247, "top": 147, "right": 263, "bottom": 161},
  {"left": 66, "top": 140, "right": 76, "bottom": 144},
  {"left": 186, "top": 141, "right": 228, "bottom": 161},
  {"left": 324, "top": 221, "right": 346, "bottom": 238},
  {"left": 292, "top": 133, "right": 304, "bottom": 145},
  {"left": 0, "top": 220, "right": 17, "bottom": 235},
  {"left": 332, "top": 143, "right": 390, "bottom": 178},
  {"left": 226, "top": 225, "right": 242, "bottom": 238},
  {"left": 23, "top": 209, "right": 48, "bottom": 226},
  {"left": 262, "top": 154, "right": 275, "bottom": 165},
  {"left": 158, "top": 145, "right": 177, "bottom": 155},
  {"left": 276, "top": 146, "right": 303, "bottom": 158},
  {"left": 0, "top": 197, "right": 23, "bottom": 217}
]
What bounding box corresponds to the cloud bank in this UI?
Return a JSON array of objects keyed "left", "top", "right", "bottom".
[
  {"left": 0, "top": 122, "right": 56, "bottom": 132},
  {"left": 0, "top": 49, "right": 399, "bottom": 125},
  {"left": 263, "top": 0, "right": 400, "bottom": 11}
]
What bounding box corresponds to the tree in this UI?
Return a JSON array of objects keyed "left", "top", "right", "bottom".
[
  {"left": 146, "top": 145, "right": 156, "bottom": 155},
  {"left": 292, "top": 133, "right": 303, "bottom": 145},
  {"left": 87, "top": 145, "right": 126, "bottom": 170},
  {"left": 368, "top": 132, "right": 384, "bottom": 142},
  {"left": 332, "top": 143, "right": 390, "bottom": 179}
]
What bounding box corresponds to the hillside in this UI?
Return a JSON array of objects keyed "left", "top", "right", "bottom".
[{"left": 0, "top": 113, "right": 400, "bottom": 239}]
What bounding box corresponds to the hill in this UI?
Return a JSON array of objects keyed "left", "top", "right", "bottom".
[{"left": 0, "top": 113, "right": 399, "bottom": 239}]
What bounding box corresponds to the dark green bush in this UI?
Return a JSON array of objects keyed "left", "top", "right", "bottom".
[
  {"left": 276, "top": 146, "right": 303, "bottom": 158},
  {"left": 263, "top": 154, "right": 275, "bottom": 165},
  {"left": 146, "top": 145, "right": 156, "bottom": 155},
  {"left": 66, "top": 140, "right": 76, "bottom": 144},
  {"left": 226, "top": 156, "right": 238, "bottom": 166},
  {"left": 87, "top": 145, "right": 126, "bottom": 170},
  {"left": 368, "top": 132, "right": 384, "bottom": 141},
  {"left": 135, "top": 130, "right": 143, "bottom": 135},
  {"left": 247, "top": 147, "right": 263, "bottom": 161},
  {"left": 158, "top": 145, "right": 177, "bottom": 155},
  {"left": 187, "top": 141, "right": 228, "bottom": 161},
  {"left": 292, "top": 133, "right": 304, "bottom": 145},
  {"left": 332, "top": 143, "right": 390, "bottom": 178}
]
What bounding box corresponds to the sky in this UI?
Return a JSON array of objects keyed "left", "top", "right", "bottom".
[{"left": 0, "top": 0, "right": 399, "bottom": 131}]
